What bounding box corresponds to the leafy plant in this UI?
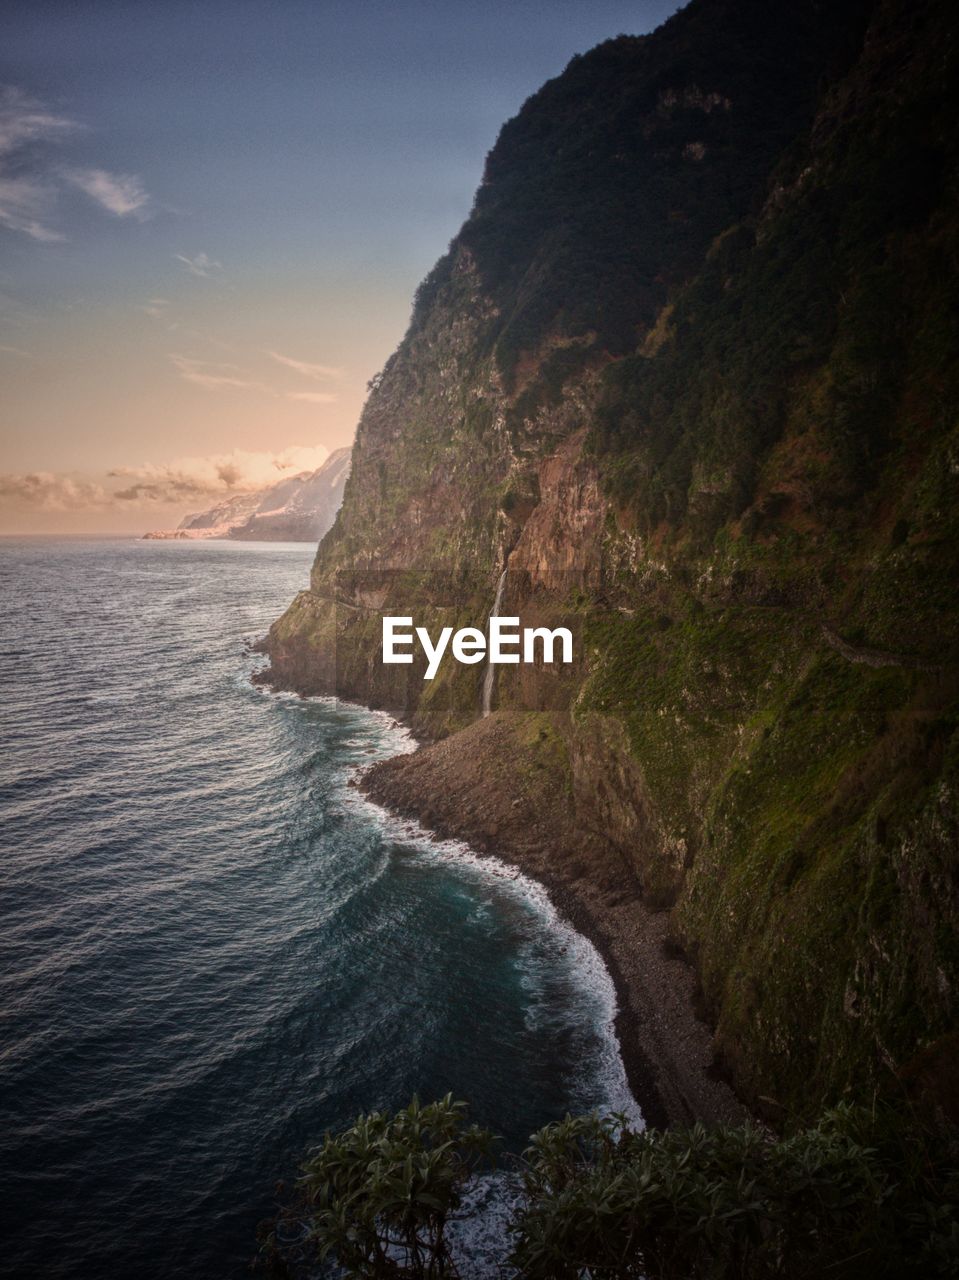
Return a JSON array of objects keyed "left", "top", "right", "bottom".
[
  {"left": 260, "top": 1095, "right": 493, "bottom": 1278},
  {"left": 261, "top": 1098, "right": 958, "bottom": 1278},
  {"left": 509, "top": 1103, "right": 959, "bottom": 1280}
]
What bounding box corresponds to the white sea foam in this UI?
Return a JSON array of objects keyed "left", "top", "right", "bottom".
[
  {"left": 251, "top": 680, "right": 642, "bottom": 1124},
  {"left": 335, "top": 708, "right": 642, "bottom": 1130},
  {"left": 256, "top": 682, "right": 644, "bottom": 1276},
  {"left": 447, "top": 1169, "right": 525, "bottom": 1279}
]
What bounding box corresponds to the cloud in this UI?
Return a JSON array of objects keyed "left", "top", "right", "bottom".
[
  {"left": 66, "top": 167, "right": 149, "bottom": 217},
  {"left": 170, "top": 353, "right": 270, "bottom": 393},
  {"left": 175, "top": 251, "right": 222, "bottom": 278},
  {"left": 0, "top": 85, "right": 151, "bottom": 241},
  {"left": 267, "top": 350, "right": 343, "bottom": 381},
  {"left": 0, "top": 85, "right": 76, "bottom": 157},
  {"left": 0, "top": 471, "right": 107, "bottom": 510},
  {"left": 140, "top": 297, "right": 170, "bottom": 319},
  {"left": 109, "top": 444, "right": 330, "bottom": 503},
  {"left": 0, "top": 445, "right": 333, "bottom": 513},
  {"left": 287, "top": 390, "right": 337, "bottom": 403},
  {"left": 0, "top": 343, "right": 31, "bottom": 357},
  {"left": 0, "top": 174, "right": 64, "bottom": 241}
]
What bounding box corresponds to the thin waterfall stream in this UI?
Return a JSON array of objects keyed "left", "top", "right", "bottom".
[{"left": 481, "top": 567, "right": 508, "bottom": 717}]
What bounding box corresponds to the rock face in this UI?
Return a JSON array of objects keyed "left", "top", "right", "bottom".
[
  {"left": 143, "top": 448, "right": 351, "bottom": 541},
  {"left": 263, "top": 0, "right": 959, "bottom": 1120}
]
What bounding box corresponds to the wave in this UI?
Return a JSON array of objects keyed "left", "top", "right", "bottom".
[
  {"left": 250, "top": 673, "right": 643, "bottom": 1129},
  {"left": 251, "top": 681, "right": 644, "bottom": 1275},
  {"left": 346, "top": 776, "right": 641, "bottom": 1126}
]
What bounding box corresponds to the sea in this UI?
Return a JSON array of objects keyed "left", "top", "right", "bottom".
[{"left": 0, "top": 537, "right": 639, "bottom": 1278}]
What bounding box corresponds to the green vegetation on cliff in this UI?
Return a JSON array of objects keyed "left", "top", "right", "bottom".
[{"left": 265, "top": 0, "right": 958, "bottom": 1126}]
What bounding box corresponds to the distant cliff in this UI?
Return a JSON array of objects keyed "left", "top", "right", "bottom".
[
  {"left": 263, "top": 0, "right": 958, "bottom": 1122},
  {"left": 143, "top": 447, "right": 351, "bottom": 542}
]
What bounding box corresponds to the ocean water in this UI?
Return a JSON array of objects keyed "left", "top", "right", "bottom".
[{"left": 0, "top": 538, "right": 638, "bottom": 1278}]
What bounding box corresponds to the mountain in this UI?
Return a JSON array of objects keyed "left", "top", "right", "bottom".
[
  {"left": 143, "top": 447, "right": 351, "bottom": 541},
  {"left": 261, "top": 0, "right": 958, "bottom": 1123}
]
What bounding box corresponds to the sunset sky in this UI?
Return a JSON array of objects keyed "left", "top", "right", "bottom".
[{"left": 0, "top": 0, "right": 679, "bottom": 534}]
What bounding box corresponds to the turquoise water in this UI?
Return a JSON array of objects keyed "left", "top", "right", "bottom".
[{"left": 0, "top": 538, "right": 637, "bottom": 1277}]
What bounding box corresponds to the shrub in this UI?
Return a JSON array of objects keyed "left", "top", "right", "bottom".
[
  {"left": 261, "top": 1100, "right": 958, "bottom": 1278},
  {"left": 510, "top": 1104, "right": 959, "bottom": 1280},
  {"left": 259, "top": 1095, "right": 492, "bottom": 1278}
]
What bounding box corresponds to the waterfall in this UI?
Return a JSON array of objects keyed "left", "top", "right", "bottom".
[{"left": 481, "top": 568, "right": 508, "bottom": 718}]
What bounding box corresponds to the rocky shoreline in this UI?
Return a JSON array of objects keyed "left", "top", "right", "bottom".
[{"left": 358, "top": 710, "right": 748, "bottom": 1131}]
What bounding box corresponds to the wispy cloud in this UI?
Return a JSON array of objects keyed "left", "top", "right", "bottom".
[
  {"left": 0, "top": 85, "right": 151, "bottom": 241},
  {"left": 65, "top": 167, "right": 149, "bottom": 217},
  {"left": 169, "top": 347, "right": 342, "bottom": 400},
  {"left": 0, "top": 85, "right": 76, "bottom": 157},
  {"left": 287, "top": 390, "right": 337, "bottom": 403},
  {"left": 0, "top": 173, "right": 64, "bottom": 242},
  {"left": 0, "top": 342, "right": 31, "bottom": 356},
  {"left": 267, "top": 350, "right": 343, "bottom": 381},
  {"left": 109, "top": 445, "right": 330, "bottom": 503},
  {"left": 0, "top": 471, "right": 107, "bottom": 510},
  {"left": 174, "top": 251, "right": 222, "bottom": 278},
  {"left": 140, "top": 297, "right": 170, "bottom": 320},
  {"left": 170, "top": 352, "right": 270, "bottom": 393}
]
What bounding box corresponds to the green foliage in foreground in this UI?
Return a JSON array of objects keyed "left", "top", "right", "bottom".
[
  {"left": 264, "top": 1095, "right": 493, "bottom": 1278},
  {"left": 513, "top": 1107, "right": 959, "bottom": 1280},
  {"left": 258, "top": 1097, "right": 959, "bottom": 1279}
]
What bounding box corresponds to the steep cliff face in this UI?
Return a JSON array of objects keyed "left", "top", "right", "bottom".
[
  {"left": 264, "top": 0, "right": 959, "bottom": 1118},
  {"left": 229, "top": 447, "right": 351, "bottom": 541}
]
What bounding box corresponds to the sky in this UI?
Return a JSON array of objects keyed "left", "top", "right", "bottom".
[{"left": 0, "top": 0, "right": 680, "bottom": 534}]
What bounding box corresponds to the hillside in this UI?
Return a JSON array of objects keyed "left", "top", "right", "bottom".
[
  {"left": 261, "top": 0, "right": 958, "bottom": 1122},
  {"left": 143, "top": 447, "right": 351, "bottom": 542}
]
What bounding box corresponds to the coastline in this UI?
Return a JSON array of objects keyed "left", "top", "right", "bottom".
[{"left": 357, "top": 709, "right": 748, "bottom": 1130}]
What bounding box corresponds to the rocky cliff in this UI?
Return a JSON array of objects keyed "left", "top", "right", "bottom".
[
  {"left": 263, "top": 0, "right": 958, "bottom": 1121},
  {"left": 143, "top": 447, "right": 351, "bottom": 542}
]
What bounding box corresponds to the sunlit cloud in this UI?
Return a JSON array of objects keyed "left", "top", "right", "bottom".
[
  {"left": 287, "top": 390, "right": 337, "bottom": 403},
  {"left": 66, "top": 167, "right": 149, "bottom": 217},
  {"left": 174, "top": 251, "right": 222, "bottom": 278},
  {"left": 170, "top": 353, "right": 270, "bottom": 393},
  {"left": 140, "top": 297, "right": 170, "bottom": 319},
  {"left": 0, "top": 471, "right": 107, "bottom": 510},
  {"left": 267, "top": 350, "right": 343, "bottom": 381},
  {"left": 109, "top": 444, "right": 330, "bottom": 502},
  {"left": 0, "top": 445, "right": 332, "bottom": 513},
  {"left": 0, "top": 342, "right": 31, "bottom": 357}
]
